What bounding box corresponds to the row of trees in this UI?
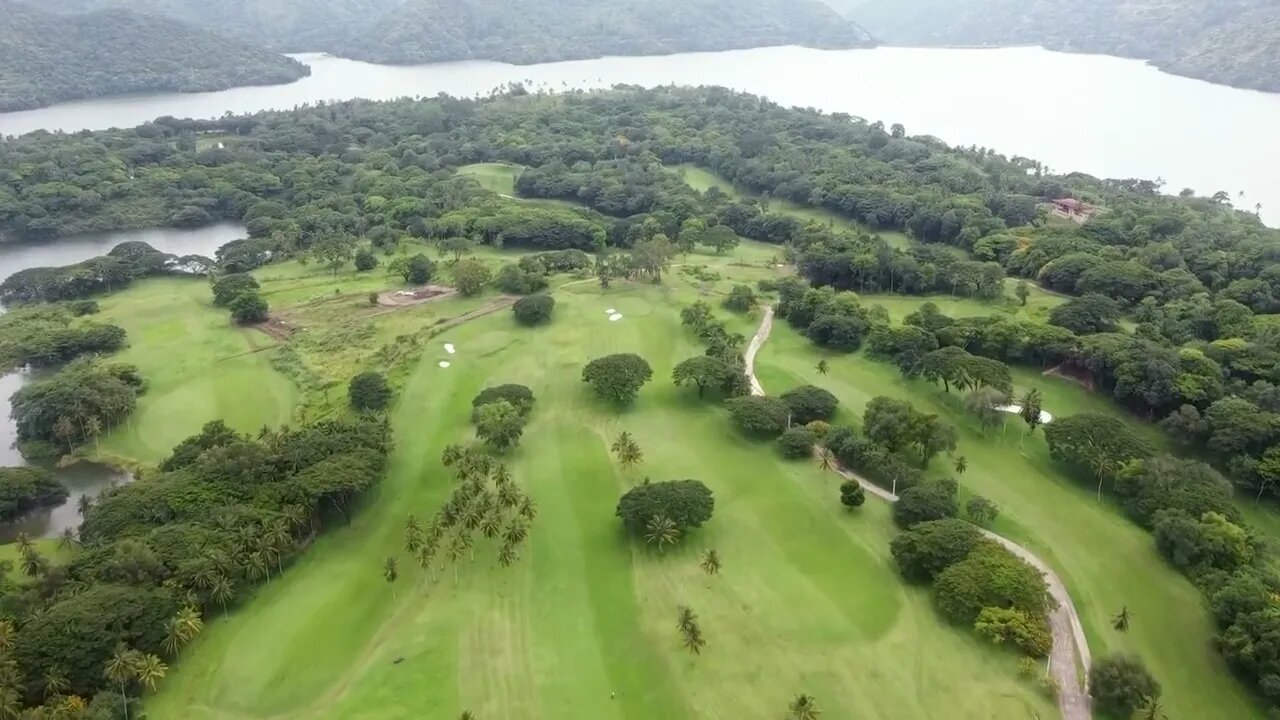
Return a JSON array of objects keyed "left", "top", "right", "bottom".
[
  {"left": 0, "top": 243, "right": 212, "bottom": 304},
  {"left": 0, "top": 418, "right": 390, "bottom": 717},
  {"left": 0, "top": 302, "right": 125, "bottom": 371}
]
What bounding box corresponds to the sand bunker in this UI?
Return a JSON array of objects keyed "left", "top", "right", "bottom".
[
  {"left": 605, "top": 308, "right": 616, "bottom": 314},
  {"left": 438, "top": 361, "right": 451, "bottom": 368},
  {"left": 444, "top": 343, "right": 456, "bottom": 354},
  {"left": 995, "top": 404, "right": 1053, "bottom": 424},
  {"left": 609, "top": 313, "right": 623, "bottom": 322}
]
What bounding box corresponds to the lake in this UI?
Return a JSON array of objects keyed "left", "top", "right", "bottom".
[
  {"left": 1, "top": 45, "right": 1279, "bottom": 223},
  {"left": 0, "top": 222, "right": 246, "bottom": 540}
]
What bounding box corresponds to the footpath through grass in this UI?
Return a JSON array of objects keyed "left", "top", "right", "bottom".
[
  {"left": 146, "top": 255, "right": 1052, "bottom": 719},
  {"left": 755, "top": 324, "right": 1264, "bottom": 719}
]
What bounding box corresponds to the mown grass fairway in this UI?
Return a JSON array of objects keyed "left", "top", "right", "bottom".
[
  {"left": 90, "top": 278, "right": 298, "bottom": 464},
  {"left": 144, "top": 248, "right": 1053, "bottom": 719},
  {"left": 755, "top": 322, "right": 1263, "bottom": 719}
]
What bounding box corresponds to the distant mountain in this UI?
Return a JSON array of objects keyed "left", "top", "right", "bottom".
[
  {"left": 41, "top": 0, "right": 874, "bottom": 65},
  {"left": 841, "top": 0, "right": 1280, "bottom": 92},
  {"left": 0, "top": 2, "right": 310, "bottom": 112}
]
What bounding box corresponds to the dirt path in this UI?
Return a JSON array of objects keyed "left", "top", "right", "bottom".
[{"left": 744, "top": 307, "right": 1092, "bottom": 720}]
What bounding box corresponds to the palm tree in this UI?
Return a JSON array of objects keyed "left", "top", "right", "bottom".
[
  {"left": 210, "top": 576, "right": 235, "bottom": 617},
  {"left": 405, "top": 515, "right": 424, "bottom": 554},
  {"left": 1112, "top": 606, "right": 1131, "bottom": 632},
  {"left": 0, "top": 688, "right": 21, "bottom": 720},
  {"left": 134, "top": 654, "right": 167, "bottom": 691},
  {"left": 41, "top": 666, "right": 69, "bottom": 699},
  {"left": 104, "top": 644, "right": 140, "bottom": 720},
  {"left": 459, "top": 712, "right": 475, "bottom": 720},
  {"left": 644, "top": 515, "right": 680, "bottom": 551},
  {"left": 462, "top": 504, "right": 485, "bottom": 532},
  {"left": 441, "top": 444, "right": 465, "bottom": 467},
  {"left": 612, "top": 432, "right": 643, "bottom": 469},
  {"left": 700, "top": 549, "right": 722, "bottom": 576},
  {"left": 503, "top": 520, "right": 529, "bottom": 546},
  {"left": 518, "top": 496, "right": 537, "bottom": 522},
  {"left": 480, "top": 512, "right": 502, "bottom": 540},
  {"left": 77, "top": 494, "right": 93, "bottom": 517},
  {"left": 817, "top": 447, "right": 834, "bottom": 472},
  {"left": 383, "top": 556, "right": 399, "bottom": 599},
  {"left": 53, "top": 415, "right": 77, "bottom": 451},
  {"left": 682, "top": 624, "right": 706, "bottom": 655},
  {"left": 1018, "top": 388, "right": 1044, "bottom": 434},
  {"left": 20, "top": 546, "right": 45, "bottom": 578},
  {"left": 245, "top": 552, "right": 269, "bottom": 583},
  {"left": 176, "top": 606, "right": 204, "bottom": 643},
  {"left": 953, "top": 456, "right": 968, "bottom": 475},
  {"left": 58, "top": 527, "right": 78, "bottom": 551},
  {"left": 788, "top": 694, "right": 822, "bottom": 720},
  {"left": 497, "top": 482, "right": 520, "bottom": 510},
  {"left": 14, "top": 533, "right": 31, "bottom": 554},
  {"left": 1139, "top": 696, "right": 1167, "bottom": 720},
  {"left": 162, "top": 618, "right": 186, "bottom": 656},
  {"left": 447, "top": 535, "right": 469, "bottom": 583},
  {"left": 815, "top": 360, "right": 829, "bottom": 376},
  {"left": 498, "top": 541, "right": 518, "bottom": 567},
  {"left": 0, "top": 620, "right": 13, "bottom": 653},
  {"left": 85, "top": 415, "right": 103, "bottom": 454},
  {"left": 491, "top": 464, "right": 512, "bottom": 488}
]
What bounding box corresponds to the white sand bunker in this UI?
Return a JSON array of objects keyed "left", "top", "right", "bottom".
[
  {"left": 444, "top": 343, "right": 456, "bottom": 354},
  {"left": 995, "top": 404, "right": 1053, "bottom": 424},
  {"left": 605, "top": 308, "right": 616, "bottom": 314},
  {"left": 438, "top": 361, "right": 451, "bottom": 368},
  {"left": 609, "top": 313, "right": 623, "bottom": 322}
]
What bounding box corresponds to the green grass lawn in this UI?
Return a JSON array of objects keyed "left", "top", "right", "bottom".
[
  {"left": 755, "top": 323, "right": 1263, "bottom": 719},
  {"left": 674, "top": 164, "right": 915, "bottom": 251},
  {"left": 457, "top": 162, "right": 522, "bottom": 195},
  {"left": 859, "top": 282, "right": 1064, "bottom": 325},
  {"left": 90, "top": 278, "right": 298, "bottom": 464},
  {"left": 0, "top": 538, "right": 70, "bottom": 567},
  {"left": 145, "top": 268, "right": 1053, "bottom": 719}
]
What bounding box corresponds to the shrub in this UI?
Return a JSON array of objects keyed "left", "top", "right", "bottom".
[
  {"left": 212, "top": 273, "right": 260, "bottom": 307},
  {"left": 229, "top": 291, "right": 268, "bottom": 324},
  {"left": 723, "top": 284, "right": 756, "bottom": 312},
  {"left": 893, "top": 478, "right": 958, "bottom": 528},
  {"left": 452, "top": 259, "right": 492, "bottom": 296},
  {"left": 889, "top": 518, "right": 984, "bottom": 582},
  {"left": 354, "top": 248, "right": 378, "bottom": 272},
  {"left": 66, "top": 300, "right": 99, "bottom": 316},
  {"left": 496, "top": 263, "right": 549, "bottom": 294},
  {"left": 1089, "top": 654, "right": 1160, "bottom": 719},
  {"left": 349, "top": 372, "right": 392, "bottom": 411},
  {"left": 974, "top": 607, "right": 1052, "bottom": 657},
  {"left": 513, "top": 295, "right": 555, "bottom": 325},
  {"left": 725, "top": 396, "right": 791, "bottom": 437},
  {"left": 839, "top": 480, "right": 865, "bottom": 509},
  {"left": 778, "top": 426, "right": 817, "bottom": 459},
  {"left": 933, "top": 542, "right": 1050, "bottom": 624},
  {"left": 1016, "top": 657, "right": 1039, "bottom": 680},
  {"left": 780, "top": 385, "right": 839, "bottom": 424},
  {"left": 474, "top": 400, "right": 525, "bottom": 452},
  {"left": 582, "top": 353, "right": 653, "bottom": 405},
  {"left": 966, "top": 496, "right": 999, "bottom": 526},
  {"left": 757, "top": 279, "right": 779, "bottom": 293},
  {"left": 616, "top": 480, "right": 714, "bottom": 537}
]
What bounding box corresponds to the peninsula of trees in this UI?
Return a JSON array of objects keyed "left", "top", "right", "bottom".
[
  {"left": 841, "top": 0, "right": 1280, "bottom": 92},
  {"left": 39, "top": 0, "right": 874, "bottom": 66},
  {"left": 0, "top": 1, "right": 310, "bottom": 112}
]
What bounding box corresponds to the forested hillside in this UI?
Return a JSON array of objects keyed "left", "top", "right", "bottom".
[
  {"left": 39, "top": 0, "right": 874, "bottom": 64},
  {"left": 843, "top": 0, "right": 1280, "bottom": 92},
  {"left": 0, "top": 1, "right": 310, "bottom": 112}
]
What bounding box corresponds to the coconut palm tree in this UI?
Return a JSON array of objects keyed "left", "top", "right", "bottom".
[
  {"left": 0, "top": 620, "right": 13, "bottom": 653},
  {"left": 611, "top": 432, "right": 643, "bottom": 469},
  {"left": 645, "top": 515, "right": 680, "bottom": 551},
  {"left": 77, "top": 494, "right": 93, "bottom": 517},
  {"left": 700, "top": 549, "right": 722, "bottom": 576},
  {"left": 1018, "top": 388, "right": 1044, "bottom": 434},
  {"left": 210, "top": 576, "right": 235, "bottom": 617},
  {"left": 53, "top": 415, "right": 77, "bottom": 451},
  {"left": 503, "top": 520, "right": 528, "bottom": 547},
  {"left": 20, "top": 547, "right": 45, "bottom": 578},
  {"left": 480, "top": 512, "right": 502, "bottom": 540},
  {"left": 245, "top": 552, "right": 269, "bottom": 584},
  {"left": 41, "top": 666, "right": 69, "bottom": 699},
  {"left": 788, "top": 694, "right": 821, "bottom": 720},
  {"left": 58, "top": 527, "right": 78, "bottom": 551},
  {"left": 462, "top": 504, "right": 485, "bottom": 532},
  {"left": 383, "top": 556, "right": 399, "bottom": 599},
  {"left": 498, "top": 542, "right": 518, "bottom": 567},
  {"left": 441, "top": 444, "right": 465, "bottom": 467},
  {"left": 0, "top": 688, "right": 21, "bottom": 720},
  {"left": 491, "top": 463, "right": 511, "bottom": 488},
  {"left": 162, "top": 618, "right": 186, "bottom": 656},
  {"left": 518, "top": 496, "right": 537, "bottom": 522},
  {"left": 1112, "top": 606, "right": 1131, "bottom": 632},
  {"left": 85, "top": 415, "right": 103, "bottom": 454},
  {"left": 1140, "top": 696, "right": 1167, "bottom": 720},
  {"left": 815, "top": 360, "right": 829, "bottom": 376},
  {"left": 953, "top": 456, "right": 968, "bottom": 475},
  {"left": 817, "top": 447, "right": 834, "bottom": 472},
  {"left": 447, "top": 535, "right": 469, "bottom": 583},
  {"left": 104, "top": 644, "right": 140, "bottom": 719},
  {"left": 459, "top": 712, "right": 475, "bottom": 720},
  {"left": 405, "top": 515, "right": 424, "bottom": 554},
  {"left": 176, "top": 606, "right": 204, "bottom": 642},
  {"left": 134, "top": 654, "right": 167, "bottom": 691}
]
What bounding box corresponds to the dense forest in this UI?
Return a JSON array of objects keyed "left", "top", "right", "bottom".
[
  {"left": 37, "top": 0, "right": 873, "bottom": 65},
  {"left": 0, "top": 1, "right": 309, "bottom": 112},
  {"left": 4, "top": 85, "right": 1280, "bottom": 708},
  {"left": 839, "top": 0, "right": 1280, "bottom": 92}
]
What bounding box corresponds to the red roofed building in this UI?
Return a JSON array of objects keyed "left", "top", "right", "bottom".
[{"left": 1049, "top": 197, "right": 1097, "bottom": 223}]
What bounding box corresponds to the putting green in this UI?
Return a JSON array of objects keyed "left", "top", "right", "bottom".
[{"left": 145, "top": 277, "right": 1052, "bottom": 719}]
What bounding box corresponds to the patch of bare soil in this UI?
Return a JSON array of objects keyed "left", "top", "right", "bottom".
[{"left": 377, "top": 284, "right": 456, "bottom": 307}]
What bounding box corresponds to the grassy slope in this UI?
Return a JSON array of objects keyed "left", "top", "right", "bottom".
[
  {"left": 90, "top": 278, "right": 298, "bottom": 464},
  {"left": 0, "top": 538, "right": 70, "bottom": 566},
  {"left": 755, "top": 324, "right": 1263, "bottom": 718},
  {"left": 146, "top": 245, "right": 1052, "bottom": 719}
]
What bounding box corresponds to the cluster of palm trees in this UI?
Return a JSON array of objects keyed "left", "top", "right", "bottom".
[
  {"left": 52, "top": 414, "right": 105, "bottom": 454},
  {"left": 395, "top": 445, "right": 536, "bottom": 587},
  {"left": 611, "top": 432, "right": 643, "bottom": 470},
  {"left": 104, "top": 643, "right": 170, "bottom": 719},
  {"left": 12, "top": 534, "right": 49, "bottom": 578},
  {"left": 676, "top": 606, "right": 706, "bottom": 655},
  {"left": 175, "top": 508, "right": 308, "bottom": 617}
]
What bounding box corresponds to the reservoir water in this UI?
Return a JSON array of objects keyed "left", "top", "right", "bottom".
[
  {"left": 0, "top": 223, "right": 246, "bottom": 540},
  {"left": 1, "top": 45, "right": 1279, "bottom": 223}
]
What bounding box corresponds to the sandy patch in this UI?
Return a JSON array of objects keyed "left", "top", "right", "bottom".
[
  {"left": 609, "top": 313, "right": 623, "bottom": 322},
  {"left": 995, "top": 404, "right": 1053, "bottom": 424},
  {"left": 438, "top": 361, "right": 451, "bottom": 368}
]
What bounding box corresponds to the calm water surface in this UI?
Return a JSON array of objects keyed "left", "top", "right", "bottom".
[
  {"left": 1, "top": 46, "right": 1279, "bottom": 222},
  {"left": 0, "top": 223, "right": 245, "bottom": 539}
]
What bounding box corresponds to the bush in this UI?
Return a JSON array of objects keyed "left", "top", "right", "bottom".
[
  {"left": 616, "top": 480, "right": 714, "bottom": 536},
  {"left": 474, "top": 400, "right": 525, "bottom": 452},
  {"left": 1089, "top": 654, "right": 1160, "bottom": 719},
  {"left": 933, "top": 542, "right": 1050, "bottom": 624},
  {"left": 354, "top": 248, "right": 378, "bottom": 272},
  {"left": 496, "top": 263, "right": 549, "bottom": 294},
  {"left": 780, "top": 385, "right": 839, "bottom": 424},
  {"left": 974, "top": 607, "right": 1052, "bottom": 657},
  {"left": 513, "top": 295, "right": 555, "bottom": 325},
  {"left": 889, "top": 518, "right": 984, "bottom": 582},
  {"left": 965, "top": 496, "right": 999, "bottom": 526},
  {"left": 582, "top": 353, "right": 653, "bottom": 405},
  {"left": 778, "top": 426, "right": 817, "bottom": 459},
  {"left": 229, "top": 291, "right": 268, "bottom": 324},
  {"left": 67, "top": 300, "right": 99, "bottom": 315},
  {"left": 349, "top": 372, "right": 392, "bottom": 411},
  {"left": 407, "top": 254, "right": 436, "bottom": 284},
  {"left": 212, "top": 273, "right": 260, "bottom": 307},
  {"left": 893, "top": 478, "right": 958, "bottom": 528},
  {"left": 471, "top": 384, "right": 536, "bottom": 418},
  {"left": 723, "top": 284, "right": 756, "bottom": 312},
  {"left": 839, "top": 480, "right": 866, "bottom": 509},
  {"left": 725, "top": 396, "right": 791, "bottom": 437},
  {"left": 452, "top": 259, "right": 492, "bottom": 296},
  {"left": 757, "top": 278, "right": 779, "bottom": 293}
]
